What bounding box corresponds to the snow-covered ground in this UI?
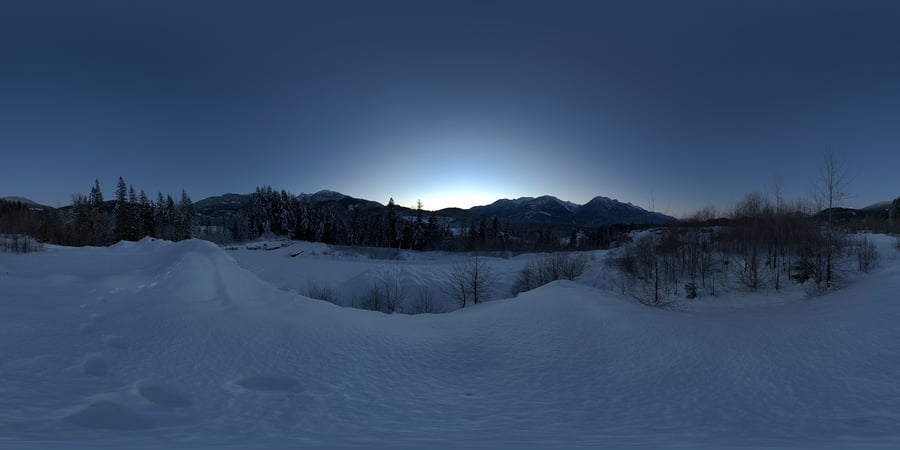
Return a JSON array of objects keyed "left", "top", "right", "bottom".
[{"left": 1, "top": 236, "right": 899, "bottom": 449}]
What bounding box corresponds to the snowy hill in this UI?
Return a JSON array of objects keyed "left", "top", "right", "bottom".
[{"left": 2, "top": 237, "right": 899, "bottom": 448}]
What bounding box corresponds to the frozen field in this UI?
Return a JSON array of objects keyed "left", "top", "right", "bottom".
[{"left": 1, "top": 236, "right": 899, "bottom": 449}]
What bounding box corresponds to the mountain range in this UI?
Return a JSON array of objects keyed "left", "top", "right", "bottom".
[
  {"left": 194, "top": 191, "right": 675, "bottom": 226},
  {"left": 7, "top": 192, "right": 899, "bottom": 227}
]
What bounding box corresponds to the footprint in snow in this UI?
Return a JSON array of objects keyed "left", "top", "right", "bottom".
[
  {"left": 82, "top": 353, "right": 108, "bottom": 376},
  {"left": 66, "top": 401, "right": 155, "bottom": 430},
  {"left": 234, "top": 375, "right": 302, "bottom": 393},
  {"left": 136, "top": 382, "right": 192, "bottom": 408}
]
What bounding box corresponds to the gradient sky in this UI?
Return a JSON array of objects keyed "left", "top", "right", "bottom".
[{"left": 1, "top": 1, "right": 899, "bottom": 216}]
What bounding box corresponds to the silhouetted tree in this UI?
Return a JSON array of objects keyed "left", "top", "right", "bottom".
[
  {"left": 114, "top": 176, "right": 129, "bottom": 241},
  {"left": 443, "top": 255, "right": 496, "bottom": 308},
  {"left": 177, "top": 189, "right": 195, "bottom": 240},
  {"left": 815, "top": 149, "right": 852, "bottom": 287}
]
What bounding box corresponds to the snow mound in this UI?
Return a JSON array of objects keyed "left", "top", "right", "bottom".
[
  {"left": 137, "top": 382, "right": 192, "bottom": 408},
  {"left": 110, "top": 236, "right": 171, "bottom": 250},
  {"left": 66, "top": 401, "right": 155, "bottom": 430}
]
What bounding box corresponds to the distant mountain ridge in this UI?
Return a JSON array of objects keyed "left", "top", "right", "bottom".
[
  {"left": 471, "top": 195, "right": 672, "bottom": 226},
  {"left": 194, "top": 190, "right": 675, "bottom": 226},
  {"left": 193, "top": 193, "right": 248, "bottom": 216},
  {"left": 0, "top": 196, "right": 53, "bottom": 211}
]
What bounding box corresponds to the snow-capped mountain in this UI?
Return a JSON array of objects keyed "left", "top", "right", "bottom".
[
  {"left": 193, "top": 190, "right": 674, "bottom": 226},
  {"left": 573, "top": 196, "right": 672, "bottom": 226},
  {"left": 469, "top": 195, "right": 673, "bottom": 225},
  {"left": 193, "top": 193, "right": 250, "bottom": 216},
  {"left": 469, "top": 196, "right": 578, "bottom": 224},
  {"left": 297, "top": 190, "right": 348, "bottom": 203}
]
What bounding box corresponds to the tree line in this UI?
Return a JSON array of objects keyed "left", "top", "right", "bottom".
[
  {"left": 196, "top": 185, "right": 635, "bottom": 254},
  {"left": 2, "top": 180, "right": 636, "bottom": 254},
  {"left": 614, "top": 151, "right": 900, "bottom": 306},
  {"left": 0, "top": 177, "right": 195, "bottom": 248}
]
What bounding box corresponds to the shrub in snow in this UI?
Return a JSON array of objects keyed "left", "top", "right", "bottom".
[
  {"left": 856, "top": 235, "right": 878, "bottom": 273},
  {"left": 790, "top": 259, "right": 815, "bottom": 285},
  {"left": 409, "top": 287, "right": 437, "bottom": 314},
  {"left": 684, "top": 282, "right": 698, "bottom": 299},
  {"left": 305, "top": 281, "right": 338, "bottom": 304},
  {"left": 0, "top": 234, "right": 43, "bottom": 254},
  {"left": 512, "top": 252, "right": 589, "bottom": 296},
  {"left": 355, "top": 273, "right": 403, "bottom": 314},
  {"left": 616, "top": 234, "right": 670, "bottom": 306},
  {"left": 443, "top": 255, "right": 495, "bottom": 308}
]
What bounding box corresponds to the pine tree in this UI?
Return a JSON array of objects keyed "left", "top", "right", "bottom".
[
  {"left": 250, "top": 186, "right": 273, "bottom": 237},
  {"left": 426, "top": 211, "right": 439, "bottom": 250},
  {"left": 890, "top": 197, "right": 900, "bottom": 227},
  {"left": 277, "top": 190, "right": 296, "bottom": 237},
  {"left": 71, "top": 193, "right": 91, "bottom": 246},
  {"left": 113, "top": 177, "right": 130, "bottom": 242},
  {"left": 164, "top": 195, "right": 177, "bottom": 240},
  {"left": 87, "top": 179, "right": 110, "bottom": 245},
  {"left": 89, "top": 179, "right": 104, "bottom": 210},
  {"left": 386, "top": 198, "right": 398, "bottom": 247},
  {"left": 413, "top": 200, "right": 425, "bottom": 250},
  {"left": 128, "top": 186, "right": 139, "bottom": 240},
  {"left": 177, "top": 190, "right": 195, "bottom": 240},
  {"left": 154, "top": 192, "right": 166, "bottom": 238},
  {"left": 139, "top": 190, "right": 154, "bottom": 238}
]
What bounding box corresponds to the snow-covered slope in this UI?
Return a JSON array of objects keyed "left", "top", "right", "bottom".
[{"left": 1, "top": 237, "right": 899, "bottom": 449}]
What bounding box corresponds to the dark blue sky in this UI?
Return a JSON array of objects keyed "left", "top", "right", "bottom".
[{"left": 2, "top": 1, "right": 898, "bottom": 215}]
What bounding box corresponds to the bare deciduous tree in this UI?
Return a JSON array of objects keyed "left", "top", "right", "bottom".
[
  {"left": 814, "top": 148, "right": 853, "bottom": 287},
  {"left": 444, "top": 255, "right": 496, "bottom": 308},
  {"left": 511, "top": 253, "right": 590, "bottom": 296},
  {"left": 411, "top": 286, "right": 436, "bottom": 314}
]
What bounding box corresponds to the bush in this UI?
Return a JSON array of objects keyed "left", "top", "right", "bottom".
[
  {"left": 512, "top": 252, "right": 589, "bottom": 296},
  {"left": 305, "top": 281, "right": 338, "bottom": 303},
  {"left": 684, "top": 282, "right": 698, "bottom": 299},
  {"left": 355, "top": 276, "right": 403, "bottom": 314},
  {"left": 0, "top": 234, "right": 43, "bottom": 254},
  {"left": 409, "top": 287, "right": 437, "bottom": 314},
  {"left": 790, "top": 259, "right": 816, "bottom": 285},
  {"left": 856, "top": 235, "right": 878, "bottom": 273}
]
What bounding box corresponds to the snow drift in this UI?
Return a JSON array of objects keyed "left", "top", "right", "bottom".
[{"left": 1, "top": 237, "right": 899, "bottom": 449}]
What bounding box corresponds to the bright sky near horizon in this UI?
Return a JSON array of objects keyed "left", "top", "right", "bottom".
[{"left": 1, "top": 1, "right": 899, "bottom": 216}]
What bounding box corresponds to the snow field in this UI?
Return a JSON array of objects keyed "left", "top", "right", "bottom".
[{"left": 0, "top": 236, "right": 898, "bottom": 449}]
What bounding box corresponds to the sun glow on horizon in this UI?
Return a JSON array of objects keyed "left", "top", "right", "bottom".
[{"left": 401, "top": 189, "right": 506, "bottom": 211}]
